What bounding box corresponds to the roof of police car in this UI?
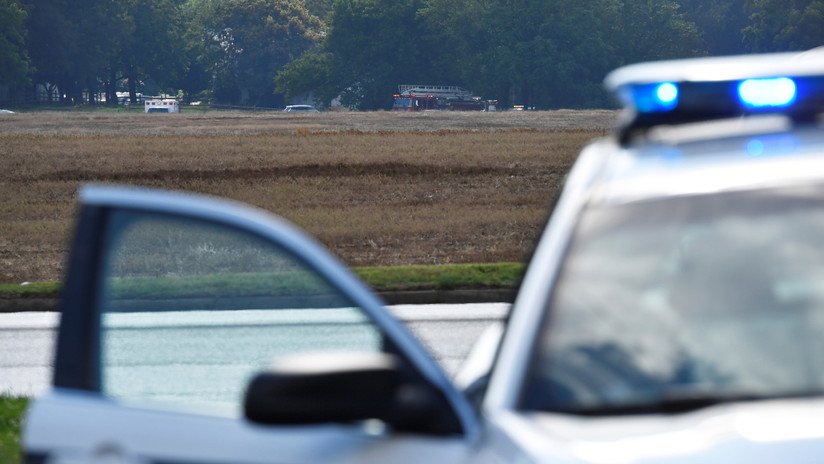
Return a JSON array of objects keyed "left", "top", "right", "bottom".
[
  {"left": 585, "top": 49, "right": 824, "bottom": 205},
  {"left": 583, "top": 119, "right": 824, "bottom": 205},
  {"left": 605, "top": 50, "right": 824, "bottom": 89}
]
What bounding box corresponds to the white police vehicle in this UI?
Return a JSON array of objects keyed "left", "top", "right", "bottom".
[{"left": 24, "top": 51, "right": 824, "bottom": 463}]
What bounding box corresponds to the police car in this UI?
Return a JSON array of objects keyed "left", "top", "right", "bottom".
[{"left": 24, "top": 51, "right": 824, "bottom": 463}]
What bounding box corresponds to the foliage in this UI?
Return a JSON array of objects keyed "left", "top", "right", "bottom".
[
  {"left": 5, "top": 0, "right": 824, "bottom": 108},
  {"left": 680, "top": 0, "right": 749, "bottom": 56},
  {"left": 119, "top": 0, "right": 187, "bottom": 101},
  {"left": 277, "top": 0, "right": 708, "bottom": 109},
  {"left": 0, "top": 0, "right": 29, "bottom": 85},
  {"left": 21, "top": 0, "right": 74, "bottom": 96},
  {"left": 744, "top": 0, "right": 824, "bottom": 52},
  {"left": 188, "top": 0, "right": 323, "bottom": 106},
  {"left": 325, "top": 0, "right": 443, "bottom": 109},
  {"left": 304, "top": 0, "right": 334, "bottom": 18},
  {"left": 465, "top": 0, "right": 623, "bottom": 108},
  {"left": 609, "top": 0, "right": 704, "bottom": 65},
  {"left": 275, "top": 48, "right": 338, "bottom": 105},
  {"left": 20, "top": 0, "right": 185, "bottom": 103}
]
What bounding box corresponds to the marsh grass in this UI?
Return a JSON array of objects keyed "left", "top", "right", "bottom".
[{"left": 0, "top": 111, "right": 613, "bottom": 283}]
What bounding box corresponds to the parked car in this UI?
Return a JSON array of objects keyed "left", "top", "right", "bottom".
[
  {"left": 24, "top": 50, "right": 824, "bottom": 463},
  {"left": 283, "top": 104, "right": 319, "bottom": 112}
]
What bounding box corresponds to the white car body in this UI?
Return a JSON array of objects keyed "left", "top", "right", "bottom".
[{"left": 283, "top": 104, "right": 320, "bottom": 112}]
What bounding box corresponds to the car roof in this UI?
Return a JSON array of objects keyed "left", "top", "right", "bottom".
[
  {"left": 586, "top": 126, "right": 824, "bottom": 206},
  {"left": 606, "top": 49, "right": 824, "bottom": 144},
  {"left": 583, "top": 50, "right": 824, "bottom": 206},
  {"left": 604, "top": 50, "right": 824, "bottom": 89}
]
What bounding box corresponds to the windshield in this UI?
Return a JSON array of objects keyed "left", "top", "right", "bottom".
[{"left": 525, "top": 184, "right": 824, "bottom": 414}]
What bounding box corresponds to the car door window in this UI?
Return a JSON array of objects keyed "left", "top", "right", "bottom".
[{"left": 98, "top": 210, "right": 383, "bottom": 417}]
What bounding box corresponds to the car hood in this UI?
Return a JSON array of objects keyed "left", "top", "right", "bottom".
[{"left": 486, "top": 398, "right": 824, "bottom": 463}]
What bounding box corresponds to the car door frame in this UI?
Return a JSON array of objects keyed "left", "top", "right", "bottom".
[{"left": 27, "top": 185, "right": 478, "bottom": 462}]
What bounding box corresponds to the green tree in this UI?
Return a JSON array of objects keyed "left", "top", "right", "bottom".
[
  {"left": 420, "top": 0, "right": 620, "bottom": 108},
  {"left": 744, "top": 0, "right": 824, "bottom": 52},
  {"left": 23, "top": 0, "right": 189, "bottom": 105},
  {"left": 116, "top": 0, "right": 187, "bottom": 103},
  {"left": 304, "top": 0, "right": 334, "bottom": 18},
  {"left": 323, "top": 0, "right": 443, "bottom": 109},
  {"left": 609, "top": 0, "right": 704, "bottom": 65},
  {"left": 278, "top": 0, "right": 467, "bottom": 110},
  {"left": 503, "top": 0, "right": 617, "bottom": 107},
  {"left": 680, "top": 0, "right": 748, "bottom": 56},
  {"left": 65, "top": 0, "right": 115, "bottom": 103},
  {"left": 189, "top": 0, "right": 322, "bottom": 106},
  {"left": 421, "top": 0, "right": 699, "bottom": 108},
  {"left": 0, "top": 0, "right": 29, "bottom": 86},
  {"left": 178, "top": 23, "right": 213, "bottom": 103},
  {"left": 277, "top": 0, "right": 707, "bottom": 109},
  {"left": 22, "top": 0, "right": 76, "bottom": 101},
  {"left": 275, "top": 48, "right": 338, "bottom": 106},
  {"left": 24, "top": 0, "right": 119, "bottom": 103},
  {"left": 417, "top": 0, "right": 498, "bottom": 103}
]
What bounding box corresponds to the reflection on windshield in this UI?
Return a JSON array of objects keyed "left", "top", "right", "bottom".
[{"left": 526, "top": 185, "right": 824, "bottom": 414}]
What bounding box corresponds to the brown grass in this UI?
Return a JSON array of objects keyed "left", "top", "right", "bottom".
[{"left": 0, "top": 110, "right": 616, "bottom": 283}]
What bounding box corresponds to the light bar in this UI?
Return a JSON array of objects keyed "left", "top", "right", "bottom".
[
  {"left": 605, "top": 51, "right": 824, "bottom": 145},
  {"left": 738, "top": 77, "right": 797, "bottom": 108}
]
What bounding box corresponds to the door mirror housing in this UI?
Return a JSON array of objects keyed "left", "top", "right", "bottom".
[{"left": 244, "top": 352, "right": 462, "bottom": 435}]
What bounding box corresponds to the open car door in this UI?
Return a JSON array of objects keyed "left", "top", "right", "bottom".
[{"left": 24, "top": 186, "right": 477, "bottom": 464}]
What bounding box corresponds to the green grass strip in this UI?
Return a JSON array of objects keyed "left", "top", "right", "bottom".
[
  {"left": 0, "top": 262, "right": 525, "bottom": 299},
  {"left": 0, "top": 281, "right": 60, "bottom": 298},
  {"left": 0, "top": 396, "right": 27, "bottom": 464},
  {"left": 355, "top": 262, "right": 524, "bottom": 291}
]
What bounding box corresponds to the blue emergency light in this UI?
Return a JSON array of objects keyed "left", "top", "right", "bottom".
[
  {"left": 656, "top": 83, "right": 679, "bottom": 106},
  {"left": 605, "top": 51, "right": 824, "bottom": 144},
  {"left": 623, "top": 77, "right": 801, "bottom": 114},
  {"left": 738, "top": 77, "right": 797, "bottom": 108}
]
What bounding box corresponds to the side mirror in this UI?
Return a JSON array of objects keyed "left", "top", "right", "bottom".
[{"left": 244, "top": 352, "right": 462, "bottom": 435}]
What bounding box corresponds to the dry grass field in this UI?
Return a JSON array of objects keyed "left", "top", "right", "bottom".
[{"left": 0, "top": 110, "right": 616, "bottom": 283}]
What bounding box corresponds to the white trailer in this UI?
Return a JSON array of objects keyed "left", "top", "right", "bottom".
[{"left": 144, "top": 99, "right": 179, "bottom": 113}]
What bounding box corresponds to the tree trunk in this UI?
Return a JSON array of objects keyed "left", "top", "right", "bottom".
[
  {"left": 107, "top": 66, "right": 117, "bottom": 106},
  {"left": 520, "top": 81, "right": 531, "bottom": 109},
  {"left": 128, "top": 63, "right": 137, "bottom": 105},
  {"left": 70, "top": 83, "right": 83, "bottom": 104},
  {"left": 87, "top": 79, "right": 96, "bottom": 105}
]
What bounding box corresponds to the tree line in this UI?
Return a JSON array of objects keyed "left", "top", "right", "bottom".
[{"left": 1, "top": 0, "right": 822, "bottom": 109}]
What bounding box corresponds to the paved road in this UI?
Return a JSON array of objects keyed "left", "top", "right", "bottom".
[{"left": 0, "top": 303, "right": 508, "bottom": 397}]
